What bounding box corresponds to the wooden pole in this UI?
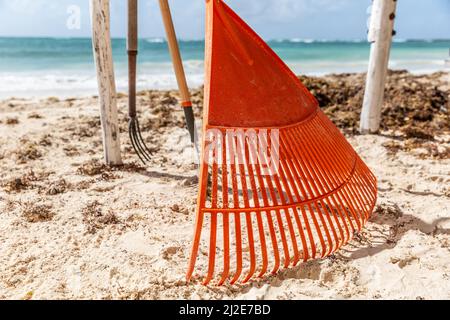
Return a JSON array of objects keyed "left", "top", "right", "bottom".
[
  {"left": 360, "top": 0, "right": 397, "bottom": 134},
  {"left": 90, "top": 0, "right": 123, "bottom": 165},
  {"left": 158, "top": 0, "right": 200, "bottom": 158},
  {"left": 159, "top": 0, "right": 192, "bottom": 106}
]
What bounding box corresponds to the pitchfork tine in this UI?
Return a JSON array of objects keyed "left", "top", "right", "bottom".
[
  {"left": 134, "top": 118, "right": 153, "bottom": 159},
  {"left": 129, "top": 119, "right": 153, "bottom": 162}
]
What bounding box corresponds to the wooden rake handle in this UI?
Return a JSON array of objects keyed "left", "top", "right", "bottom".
[
  {"left": 158, "top": 0, "right": 197, "bottom": 147},
  {"left": 158, "top": 0, "right": 191, "bottom": 106}
]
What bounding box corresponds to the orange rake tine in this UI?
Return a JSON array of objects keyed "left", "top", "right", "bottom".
[
  {"left": 204, "top": 214, "right": 218, "bottom": 285},
  {"left": 187, "top": 0, "right": 377, "bottom": 285},
  {"left": 295, "top": 134, "right": 339, "bottom": 257},
  {"left": 248, "top": 135, "right": 281, "bottom": 275},
  {"left": 279, "top": 137, "right": 318, "bottom": 259},
  {"left": 203, "top": 130, "right": 221, "bottom": 285},
  {"left": 276, "top": 138, "right": 311, "bottom": 262},
  {"left": 256, "top": 141, "right": 291, "bottom": 269},
  {"left": 306, "top": 121, "right": 354, "bottom": 242},
  {"left": 218, "top": 133, "right": 230, "bottom": 286},
  {"left": 235, "top": 133, "right": 257, "bottom": 283},
  {"left": 283, "top": 130, "right": 329, "bottom": 257},
  {"left": 260, "top": 131, "right": 300, "bottom": 266},
  {"left": 309, "top": 117, "right": 360, "bottom": 233},
  {"left": 225, "top": 133, "right": 242, "bottom": 284},
  {"left": 218, "top": 212, "right": 230, "bottom": 286},
  {"left": 244, "top": 138, "right": 269, "bottom": 278},
  {"left": 294, "top": 126, "right": 342, "bottom": 254}
]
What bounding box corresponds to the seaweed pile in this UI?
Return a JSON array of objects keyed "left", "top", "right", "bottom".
[
  {"left": 300, "top": 70, "right": 449, "bottom": 138},
  {"left": 300, "top": 70, "right": 449, "bottom": 159}
]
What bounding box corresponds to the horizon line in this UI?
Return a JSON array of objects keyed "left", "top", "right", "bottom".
[{"left": 1, "top": 36, "right": 450, "bottom": 42}]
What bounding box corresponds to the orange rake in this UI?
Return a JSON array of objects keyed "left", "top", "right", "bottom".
[{"left": 186, "top": 0, "right": 377, "bottom": 286}]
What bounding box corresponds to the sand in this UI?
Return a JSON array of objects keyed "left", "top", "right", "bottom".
[{"left": 0, "top": 71, "right": 448, "bottom": 300}]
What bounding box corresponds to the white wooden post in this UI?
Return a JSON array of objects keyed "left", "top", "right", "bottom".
[
  {"left": 360, "top": 0, "right": 397, "bottom": 134},
  {"left": 90, "top": 0, "right": 122, "bottom": 165}
]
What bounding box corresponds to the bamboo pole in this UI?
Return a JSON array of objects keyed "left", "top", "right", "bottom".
[
  {"left": 90, "top": 0, "right": 123, "bottom": 165},
  {"left": 360, "top": 0, "right": 397, "bottom": 134}
]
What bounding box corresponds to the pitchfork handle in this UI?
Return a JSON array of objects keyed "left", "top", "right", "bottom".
[{"left": 127, "top": 0, "right": 138, "bottom": 118}]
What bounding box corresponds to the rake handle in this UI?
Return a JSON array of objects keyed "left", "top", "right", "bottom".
[
  {"left": 127, "top": 0, "right": 138, "bottom": 118},
  {"left": 159, "top": 0, "right": 197, "bottom": 146},
  {"left": 158, "top": 0, "right": 192, "bottom": 106}
]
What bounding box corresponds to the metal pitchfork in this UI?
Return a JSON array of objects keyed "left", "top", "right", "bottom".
[{"left": 127, "top": 0, "right": 199, "bottom": 164}]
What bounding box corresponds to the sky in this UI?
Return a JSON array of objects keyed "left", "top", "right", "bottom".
[{"left": 0, "top": 0, "right": 449, "bottom": 40}]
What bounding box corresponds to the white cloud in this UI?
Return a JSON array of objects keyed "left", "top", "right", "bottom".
[
  {"left": 1, "top": 0, "right": 57, "bottom": 14},
  {"left": 228, "top": 0, "right": 352, "bottom": 21}
]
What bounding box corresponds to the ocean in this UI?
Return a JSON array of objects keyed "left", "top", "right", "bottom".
[{"left": 0, "top": 37, "right": 449, "bottom": 98}]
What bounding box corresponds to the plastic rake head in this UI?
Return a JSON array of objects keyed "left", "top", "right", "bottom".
[
  {"left": 186, "top": 0, "right": 378, "bottom": 286},
  {"left": 187, "top": 111, "right": 377, "bottom": 285}
]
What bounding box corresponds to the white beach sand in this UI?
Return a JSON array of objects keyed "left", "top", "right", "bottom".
[{"left": 0, "top": 73, "right": 448, "bottom": 300}]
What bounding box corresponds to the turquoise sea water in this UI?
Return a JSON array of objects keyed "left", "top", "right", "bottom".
[{"left": 0, "top": 37, "right": 449, "bottom": 98}]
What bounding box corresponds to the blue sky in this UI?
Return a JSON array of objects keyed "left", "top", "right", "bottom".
[{"left": 0, "top": 0, "right": 449, "bottom": 40}]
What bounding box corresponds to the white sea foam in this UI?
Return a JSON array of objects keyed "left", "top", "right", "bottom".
[
  {"left": 0, "top": 59, "right": 447, "bottom": 99},
  {"left": 0, "top": 72, "right": 205, "bottom": 99},
  {"left": 145, "top": 38, "right": 165, "bottom": 43}
]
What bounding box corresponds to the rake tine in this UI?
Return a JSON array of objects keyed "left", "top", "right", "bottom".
[
  {"left": 280, "top": 135, "right": 325, "bottom": 259},
  {"left": 204, "top": 137, "right": 220, "bottom": 285},
  {"left": 218, "top": 212, "right": 230, "bottom": 286},
  {"left": 312, "top": 133, "right": 351, "bottom": 246},
  {"left": 218, "top": 133, "right": 230, "bottom": 286},
  {"left": 317, "top": 114, "right": 370, "bottom": 228},
  {"left": 256, "top": 133, "right": 291, "bottom": 269},
  {"left": 203, "top": 214, "right": 218, "bottom": 285},
  {"left": 285, "top": 129, "right": 330, "bottom": 257},
  {"left": 247, "top": 134, "right": 280, "bottom": 276},
  {"left": 244, "top": 139, "right": 268, "bottom": 278},
  {"left": 186, "top": 219, "right": 204, "bottom": 282},
  {"left": 235, "top": 134, "right": 256, "bottom": 283},
  {"left": 228, "top": 135, "right": 243, "bottom": 284},
  {"left": 280, "top": 147, "right": 316, "bottom": 259},
  {"left": 256, "top": 213, "right": 269, "bottom": 278},
  {"left": 292, "top": 127, "right": 336, "bottom": 257},
  {"left": 298, "top": 124, "right": 344, "bottom": 250},
  {"left": 261, "top": 131, "right": 300, "bottom": 267},
  {"left": 303, "top": 121, "right": 351, "bottom": 248},
  {"left": 241, "top": 212, "right": 256, "bottom": 284},
  {"left": 276, "top": 142, "right": 311, "bottom": 263},
  {"left": 275, "top": 179, "right": 301, "bottom": 266},
  {"left": 230, "top": 212, "right": 243, "bottom": 284}
]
